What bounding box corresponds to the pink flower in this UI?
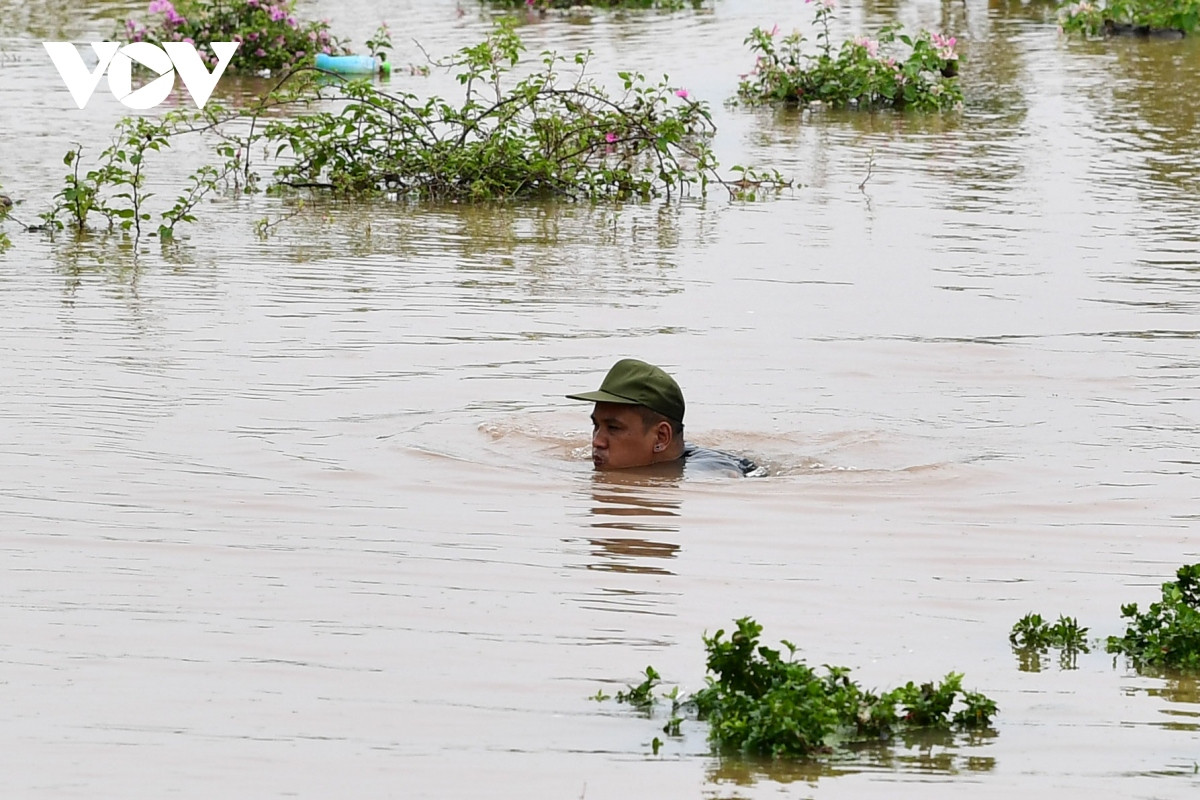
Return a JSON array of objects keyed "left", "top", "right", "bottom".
[
  {"left": 931, "top": 32, "right": 958, "bottom": 60},
  {"left": 853, "top": 36, "right": 879, "bottom": 58},
  {"left": 255, "top": 47, "right": 266, "bottom": 57},
  {"left": 675, "top": 88, "right": 690, "bottom": 99},
  {"left": 769, "top": 24, "right": 779, "bottom": 37},
  {"left": 605, "top": 132, "right": 617, "bottom": 143},
  {"left": 268, "top": 6, "right": 286, "bottom": 22}
]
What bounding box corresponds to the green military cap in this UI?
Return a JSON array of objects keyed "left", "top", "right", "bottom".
[{"left": 567, "top": 358, "right": 685, "bottom": 423}]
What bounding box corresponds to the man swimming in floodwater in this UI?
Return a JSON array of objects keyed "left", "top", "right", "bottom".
[{"left": 567, "top": 358, "right": 762, "bottom": 477}]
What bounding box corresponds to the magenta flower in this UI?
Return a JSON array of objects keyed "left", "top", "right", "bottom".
[
  {"left": 605, "top": 132, "right": 617, "bottom": 143},
  {"left": 675, "top": 88, "right": 690, "bottom": 99}
]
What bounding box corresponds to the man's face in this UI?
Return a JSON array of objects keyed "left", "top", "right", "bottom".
[{"left": 590, "top": 402, "right": 658, "bottom": 470}]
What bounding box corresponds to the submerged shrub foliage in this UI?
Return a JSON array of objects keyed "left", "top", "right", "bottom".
[
  {"left": 1107, "top": 564, "right": 1200, "bottom": 669},
  {"left": 612, "top": 617, "right": 997, "bottom": 758},
  {"left": 1058, "top": 0, "right": 1199, "bottom": 35},
  {"left": 35, "top": 115, "right": 222, "bottom": 243},
  {"left": 738, "top": 2, "right": 962, "bottom": 111},
  {"left": 1009, "top": 612, "right": 1090, "bottom": 670},
  {"left": 13, "top": 24, "right": 772, "bottom": 249},
  {"left": 123, "top": 0, "right": 348, "bottom": 73},
  {"left": 253, "top": 24, "right": 725, "bottom": 200}
]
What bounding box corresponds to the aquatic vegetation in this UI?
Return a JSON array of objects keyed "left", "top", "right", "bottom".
[
  {"left": 33, "top": 115, "right": 224, "bottom": 243},
  {"left": 226, "top": 23, "right": 749, "bottom": 201},
  {"left": 1058, "top": 0, "right": 1198, "bottom": 36},
  {"left": 737, "top": 3, "right": 962, "bottom": 111},
  {"left": 615, "top": 666, "right": 661, "bottom": 709},
  {"left": 1107, "top": 564, "right": 1200, "bottom": 669},
  {"left": 17, "top": 25, "right": 782, "bottom": 250},
  {"left": 610, "top": 617, "right": 997, "bottom": 758},
  {"left": 1009, "top": 612, "right": 1090, "bottom": 670},
  {"left": 121, "top": 0, "right": 351, "bottom": 74}
]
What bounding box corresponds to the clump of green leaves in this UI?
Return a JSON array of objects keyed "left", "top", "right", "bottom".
[
  {"left": 615, "top": 666, "right": 661, "bottom": 709},
  {"left": 122, "top": 0, "right": 348, "bottom": 74},
  {"left": 1009, "top": 612, "right": 1090, "bottom": 670},
  {"left": 610, "top": 617, "right": 997, "bottom": 758},
  {"left": 1057, "top": 0, "right": 1197, "bottom": 36},
  {"left": 738, "top": 4, "right": 962, "bottom": 111},
  {"left": 1107, "top": 564, "right": 1200, "bottom": 670}
]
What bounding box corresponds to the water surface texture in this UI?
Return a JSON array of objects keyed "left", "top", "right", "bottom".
[{"left": 3, "top": 0, "right": 1200, "bottom": 797}]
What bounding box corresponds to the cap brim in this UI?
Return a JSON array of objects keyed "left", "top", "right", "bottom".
[{"left": 565, "top": 390, "right": 640, "bottom": 405}]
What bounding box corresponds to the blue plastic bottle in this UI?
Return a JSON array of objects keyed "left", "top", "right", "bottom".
[{"left": 315, "top": 53, "right": 390, "bottom": 76}]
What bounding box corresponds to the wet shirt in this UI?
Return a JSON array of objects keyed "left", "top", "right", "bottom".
[{"left": 681, "top": 443, "right": 764, "bottom": 478}]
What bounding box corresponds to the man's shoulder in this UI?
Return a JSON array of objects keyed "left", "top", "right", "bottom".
[{"left": 681, "top": 442, "right": 763, "bottom": 477}]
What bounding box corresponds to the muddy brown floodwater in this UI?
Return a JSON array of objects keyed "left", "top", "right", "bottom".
[{"left": 3, "top": 0, "right": 1200, "bottom": 797}]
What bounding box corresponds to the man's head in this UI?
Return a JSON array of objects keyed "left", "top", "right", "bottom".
[{"left": 566, "top": 359, "right": 686, "bottom": 470}]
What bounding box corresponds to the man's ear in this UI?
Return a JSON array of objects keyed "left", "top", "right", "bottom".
[{"left": 655, "top": 420, "right": 673, "bottom": 449}]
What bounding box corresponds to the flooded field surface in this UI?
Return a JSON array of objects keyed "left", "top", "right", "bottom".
[{"left": 3, "top": 0, "right": 1200, "bottom": 797}]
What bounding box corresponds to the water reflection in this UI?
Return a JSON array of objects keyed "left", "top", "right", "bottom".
[
  {"left": 704, "top": 729, "right": 998, "bottom": 790},
  {"left": 585, "top": 471, "right": 681, "bottom": 576}
]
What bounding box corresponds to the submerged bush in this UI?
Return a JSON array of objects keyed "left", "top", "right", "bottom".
[
  {"left": 16, "top": 24, "right": 780, "bottom": 249},
  {"left": 737, "top": 2, "right": 962, "bottom": 111},
  {"left": 122, "top": 0, "right": 349, "bottom": 73},
  {"left": 242, "top": 23, "right": 740, "bottom": 201},
  {"left": 1058, "top": 0, "right": 1198, "bottom": 36},
  {"left": 1009, "top": 612, "right": 1090, "bottom": 670},
  {"left": 610, "top": 617, "right": 997, "bottom": 758},
  {"left": 1107, "top": 564, "right": 1200, "bottom": 669}
]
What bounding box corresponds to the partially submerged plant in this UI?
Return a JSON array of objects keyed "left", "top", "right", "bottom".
[
  {"left": 610, "top": 617, "right": 997, "bottom": 758},
  {"left": 122, "top": 0, "right": 349, "bottom": 74},
  {"left": 615, "top": 666, "right": 661, "bottom": 709},
  {"left": 1107, "top": 564, "right": 1200, "bottom": 670},
  {"left": 737, "top": 2, "right": 963, "bottom": 111},
  {"left": 18, "top": 25, "right": 783, "bottom": 249},
  {"left": 1058, "top": 0, "right": 1198, "bottom": 37},
  {"left": 1009, "top": 612, "right": 1090, "bottom": 670},
  {"left": 245, "top": 23, "right": 751, "bottom": 201},
  {"left": 36, "top": 115, "right": 226, "bottom": 244}
]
